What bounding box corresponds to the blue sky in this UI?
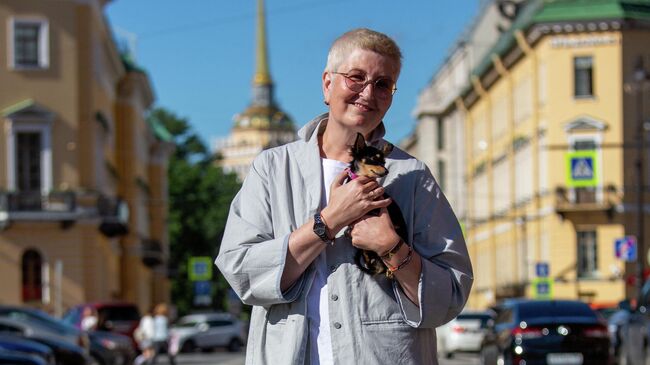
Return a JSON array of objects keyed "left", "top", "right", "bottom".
[{"left": 106, "top": 1, "right": 480, "bottom": 146}]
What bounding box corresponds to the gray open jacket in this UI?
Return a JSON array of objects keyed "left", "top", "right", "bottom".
[{"left": 215, "top": 113, "right": 473, "bottom": 365}]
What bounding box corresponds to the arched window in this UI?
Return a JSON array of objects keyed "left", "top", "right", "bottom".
[{"left": 22, "top": 249, "right": 43, "bottom": 302}]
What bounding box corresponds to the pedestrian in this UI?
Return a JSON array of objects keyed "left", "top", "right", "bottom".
[
  {"left": 134, "top": 306, "right": 155, "bottom": 365},
  {"left": 151, "top": 303, "right": 175, "bottom": 365},
  {"left": 80, "top": 306, "right": 98, "bottom": 332},
  {"left": 215, "top": 28, "right": 473, "bottom": 365}
]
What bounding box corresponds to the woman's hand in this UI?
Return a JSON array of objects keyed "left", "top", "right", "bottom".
[
  {"left": 321, "top": 169, "right": 391, "bottom": 234},
  {"left": 348, "top": 207, "right": 400, "bottom": 254}
]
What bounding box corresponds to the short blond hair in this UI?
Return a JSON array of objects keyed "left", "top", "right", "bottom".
[{"left": 325, "top": 28, "right": 402, "bottom": 74}]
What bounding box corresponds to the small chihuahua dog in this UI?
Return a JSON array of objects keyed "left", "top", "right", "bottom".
[{"left": 347, "top": 133, "right": 408, "bottom": 276}]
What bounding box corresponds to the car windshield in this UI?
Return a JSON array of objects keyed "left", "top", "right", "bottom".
[
  {"left": 518, "top": 301, "right": 597, "bottom": 320},
  {"left": 98, "top": 307, "right": 140, "bottom": 321}
]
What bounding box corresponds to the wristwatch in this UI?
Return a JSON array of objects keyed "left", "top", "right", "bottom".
[{"left": 313, "top": 212, "right": 333, "bottom": 245}]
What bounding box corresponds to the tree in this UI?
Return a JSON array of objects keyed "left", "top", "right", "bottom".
[{"left": 149, "top": 107, "right": 241, "bottom": 315}]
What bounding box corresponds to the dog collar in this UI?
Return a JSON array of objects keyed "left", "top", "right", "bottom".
[{"left": 347, "top": 169, "right": 358, "bottom": 180}]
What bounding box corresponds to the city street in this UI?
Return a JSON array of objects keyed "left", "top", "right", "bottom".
[{"left": 155, "top": 351, "right": 480, "bottom": 365}]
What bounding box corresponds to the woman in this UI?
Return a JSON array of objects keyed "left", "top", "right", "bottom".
[
  {"left": 134, "top": 307, "right": 155, "bottom": 365},
  {"left": 216, "top": 28, "right": 473, "bottom": 365}
]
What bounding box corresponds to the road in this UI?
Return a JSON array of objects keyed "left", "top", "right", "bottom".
[{"left": 155, "top": 351, "right": 480, "bottom": 365}]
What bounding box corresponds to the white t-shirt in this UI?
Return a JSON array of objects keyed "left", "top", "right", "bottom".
[{"left": 307, "top": 158, "right": 348, "bottom": 365}]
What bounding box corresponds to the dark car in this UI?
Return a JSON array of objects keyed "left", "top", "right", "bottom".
[
  {"left": 63, "top": 303, "right": 140, "bottom": 346},
  {"left": 480, "top": 299, "right": 611, "bottom": 365},
  {"left": 88, "top": 330, "right": 136, "bottom": 365},
  {"left": 0, "top": 317, "right": 89, "bottom": 365},
  {"left": 0, "top": 305, "right": 89, "bottom": 350},
  {"left": 0, "top": 334, "right": 55, "bottom": 364},
  {"left": 0, "top": 351, "right": 48, "bottom": 365}
]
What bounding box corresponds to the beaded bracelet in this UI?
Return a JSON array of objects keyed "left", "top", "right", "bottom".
[
  {"left": 380, "top": 239, "right": 404, "bottom": 260},
  {"left": 384, "top": 245, "right": 413, "bottom": 279}
]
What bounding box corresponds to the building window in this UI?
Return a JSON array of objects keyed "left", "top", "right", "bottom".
[
  {"left": 10, "top": 18, "right": 49, "bottom": 69},
  {"left": 437, "top": 119, "right": 445, "bottom": 151},
  {"left": 437, "top": 160, "right": 446, "bottom": 191},
  {"left": 577, "top": 230, "right": 598, "bottom": 278},
  {"left": 16, "top": 132, "right": 42, "bottom": 192},
  {"left": 574, "top": 56, "right": 593, "bottom": 98},
  {"left": 22, "top": 249, "right": 43, "bottom": 302}
]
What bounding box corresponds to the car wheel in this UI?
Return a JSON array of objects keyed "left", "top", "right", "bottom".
[
  {"left": 228, "top": 338, "right": 243, "bottom": 352},
  {"left": 181, "top": 339, "right": 197, "bottom": 353}
]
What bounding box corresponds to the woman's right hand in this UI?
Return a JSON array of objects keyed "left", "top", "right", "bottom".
[{"left": 321, "top": 169, "right": 391, "bottom": 234}]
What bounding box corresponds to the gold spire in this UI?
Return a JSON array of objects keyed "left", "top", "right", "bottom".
[{"left": 253, "top": 0, "right": 272, "bottom": 85}]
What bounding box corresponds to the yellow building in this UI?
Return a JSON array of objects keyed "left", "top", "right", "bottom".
[
  {"left": 0, "top": 0, "right": 174, "bottom": 315},
  {"left": 214, "top": 0, "right": 295, "bottom": 181},
  {"left": 459, "top": 0, "right": 650, "bottom": 309}
]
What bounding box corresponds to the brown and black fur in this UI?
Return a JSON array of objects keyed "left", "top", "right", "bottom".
[{"left": 349, "top": 133, "right": 409, "bottom": 276}]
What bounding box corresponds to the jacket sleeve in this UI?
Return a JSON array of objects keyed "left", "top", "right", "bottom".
[
  {"left": 394, "top": 164, "right": 474, "bottom": 328},
  {"left": 215, "top": 154, "right": 308, "bottom": 307}
]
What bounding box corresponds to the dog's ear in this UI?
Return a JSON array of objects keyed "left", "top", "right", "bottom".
[
  {"left": 382, "top": 143, "right": 394, "bottom": 157},
  {"left": 353, "top": 133, "right": 366, "bottom": 153}
]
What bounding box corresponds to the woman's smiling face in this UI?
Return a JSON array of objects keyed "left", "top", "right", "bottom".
[{"left": 322, "top": 48, "right": 400, "bottom": 137}]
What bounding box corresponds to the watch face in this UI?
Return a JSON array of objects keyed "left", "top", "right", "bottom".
[{"left": 315, "top": 225, "right": 326, "bottom": 236}]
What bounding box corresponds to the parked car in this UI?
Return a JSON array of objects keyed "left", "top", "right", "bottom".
[
  {"left": 480, "top": 299, "right": 611, "bottom": 365},
  {"left": 169, "top": 312, "right": 245, "bottom": 353},
  {"left": 62, "top": 302, "right": 140, "bottom": 347},
  {"left": 88, "top": 330, "right": 136, "bottom": 365},
  {"left": 437, "top": 310, "right": 493, "bottom": 358},
  {"left": 0, "top": 305, "right": 88, "bottom": 350},
  {"left": 0, "top": 351, "right": 48, "bottom": 365},
  {"left": 0, "top": 317, "right": 90, "bottom": 365},
  {"left": 0, "top": 333, "right": 55, "bottom": 364}
]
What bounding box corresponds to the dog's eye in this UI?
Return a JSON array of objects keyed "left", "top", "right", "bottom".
[{"left": 376, "top": 154, "right": 381, "bottom": 159}]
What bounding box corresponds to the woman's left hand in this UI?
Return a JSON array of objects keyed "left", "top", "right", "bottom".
[{"left": 348, "top": 207, "right": 400, "bottom": 254}]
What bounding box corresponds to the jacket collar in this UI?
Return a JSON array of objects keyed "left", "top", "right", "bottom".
[{"left": 295, "top": 113, "right": 387, "bottom": 213}]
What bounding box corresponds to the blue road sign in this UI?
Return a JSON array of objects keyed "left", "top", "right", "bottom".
[
  {"left": 615, "top": 236, "right": 637, "bottom": 262},
  {"left": 536, "top": 262, "right": 549, "bottom": 278},
  {"left": 537, "top": 281, "right": 550, "bottom": 295},
  {"left": 194, "top": 281, "right": 211, "bottom": 296}
]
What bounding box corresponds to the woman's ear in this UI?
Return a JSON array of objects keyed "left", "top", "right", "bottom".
[{"left": 322, "top": 71, "right": 332, "bottom": 106}]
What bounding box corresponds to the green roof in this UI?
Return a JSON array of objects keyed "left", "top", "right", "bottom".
[
  {"left": 121, "top": 53, "right": 147, "bottom": 74},
  {"left": 535, "top": 0, "right": 650, "bottom": 23},
  {"left": 147, "top": 115, "right": 174, "bottom": 143},
  {"left": 464, "top": 0, "right": 650, "bottom": 98}
]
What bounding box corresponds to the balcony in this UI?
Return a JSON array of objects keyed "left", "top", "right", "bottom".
[
  {"left": 141, "top": 239, "right": 164, "bottom": 267},
  {"left": 555, "top": 186, "right": 619, "bottom": 220},
  {"left": 0, "top": 191, "right": 129, "bottom": 236},
  {"left": 97, "top": 195, "right": 129, "bottom": 237},
  {"left": 0, "top": 191, "right": 78, "bottom": 225}
]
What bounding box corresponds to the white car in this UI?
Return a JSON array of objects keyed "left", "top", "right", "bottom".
[
  {"left": 169, "top": 312, "right": 245, "bottom": 353},
  {"left": 437, "top": 311, "right": 493, "bottom": 359}
]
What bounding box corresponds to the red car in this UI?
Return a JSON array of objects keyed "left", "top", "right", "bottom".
[{"left": 62, "top": 302, "right": 141, "bottom": 347}]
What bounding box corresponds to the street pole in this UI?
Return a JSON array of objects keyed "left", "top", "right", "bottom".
[{"left": 634, "top": 56, "right": 648, "bottom": 307}]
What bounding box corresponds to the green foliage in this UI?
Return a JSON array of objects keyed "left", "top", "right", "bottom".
[{"left": 149, "top": 107, "right": 241, "bottom": 316}]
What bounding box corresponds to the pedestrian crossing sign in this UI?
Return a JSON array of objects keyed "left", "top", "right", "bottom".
[
  {"left": 566, "top": 151, "right": 599, "bottom": 187},
  {"left": 532, "top": 278, "right": 553, "bottom": 299},
  {"left": 189, "top": 256, "right": 213, "bottom": 281}
]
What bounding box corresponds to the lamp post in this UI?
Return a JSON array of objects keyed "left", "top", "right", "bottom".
[{"left": 633, "top": 56, "right": 649, "bottom": 307}]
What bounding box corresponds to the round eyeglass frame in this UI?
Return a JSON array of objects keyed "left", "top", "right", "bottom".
[{"left": 332, "top": 71, "right": 397, "bottom": 98}]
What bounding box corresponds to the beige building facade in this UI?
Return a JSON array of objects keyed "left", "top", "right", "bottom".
[
  {"left": 0, "top": 0, "right": 173, "bottom": 315},
  {"left": 457, "top": 0, "right": 650, "bottom": 309}
]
